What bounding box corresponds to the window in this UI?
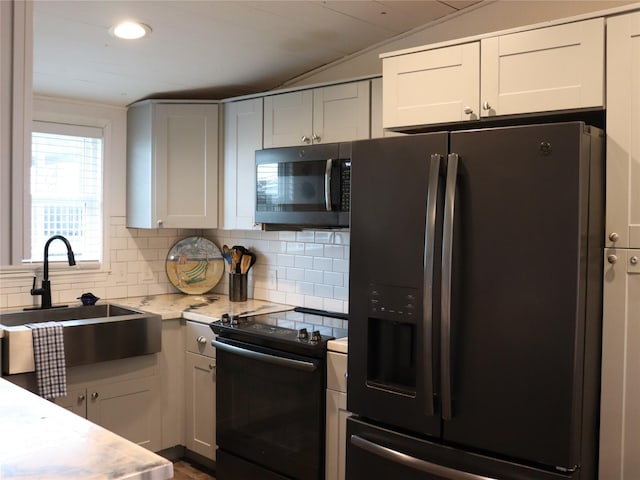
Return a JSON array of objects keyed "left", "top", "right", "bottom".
[{"left": 30, "top": 122, "right": 103, "bottom": 262}]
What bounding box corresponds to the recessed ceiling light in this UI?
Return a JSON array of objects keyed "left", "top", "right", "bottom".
[{"left": 109, "top": 21, "right": 151, "bottom": 40}]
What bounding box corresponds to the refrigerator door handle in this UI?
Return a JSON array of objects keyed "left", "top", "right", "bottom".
[
  {"left": 441, "top": 152, "right": 459, "bottom": 421},
  {"left": 351, "top": 435, "right": 498, "bottom": 480},
  {"left": 423, "top": 153, "right": 442, "bottom": 416}
]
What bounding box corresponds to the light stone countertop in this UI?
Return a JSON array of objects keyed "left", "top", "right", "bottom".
[
  {"left": 110, "top": 293, "right": 294, "bottom": 322},
  {"left": 0, "top": 378, "right": 173, "bottom": 480},
  {"left": 328, "top": 336, "right": 348, "bottom": 354}
]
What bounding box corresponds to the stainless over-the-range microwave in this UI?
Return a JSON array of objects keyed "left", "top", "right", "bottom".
[{"left": 255, "top": 142, "right": 351, "bottom": 228}]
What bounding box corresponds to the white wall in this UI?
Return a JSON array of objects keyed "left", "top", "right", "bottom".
[{"left": 284, "top": 0, "right": 638, "bottom": 88}]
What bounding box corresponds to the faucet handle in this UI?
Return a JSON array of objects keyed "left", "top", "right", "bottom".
[{"left": 31, "top": 275, "right": 37, "bottom": 293}]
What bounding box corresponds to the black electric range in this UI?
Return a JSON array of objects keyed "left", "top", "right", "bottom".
[{"left": 209, "top": 307, "right": 343, "bottom": 358}]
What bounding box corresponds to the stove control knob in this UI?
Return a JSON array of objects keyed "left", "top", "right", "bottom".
[
  {"left": 297, "top": 328, "right": 309, "bottom": 340},
  {"left": 221, "top": 313, "right": 230, "bottom": 325},
  {"left": 311, "top": 330, "right": 322, "bottom": 342},
  {"left": 230, "top": 316, "right": 239, "bottom": 326}
]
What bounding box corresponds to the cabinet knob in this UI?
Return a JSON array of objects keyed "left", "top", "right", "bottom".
[
  {"left": 209, "top": 363, "right": 215, "bottom": 370},
  {"left": 607, "top": 254, "right": 618, "bottom": 264},
  {"left": 631, "top": 256, "right": 639, "bottom": 265},
  {"left": 463, "top": 106, "right": 474, "bottom": 115},
  {"left": 197, "top": 335, "right": 207, "bottom": 345},
  {"left": 301, "top": 135, "right": 311, "bottom": 144},
  {"left": 78, "top": 394, "right": 86, "bottom": 401},
  {"left": 482, "top": 101, "right": 492, "bottom": 111},
  {"left": 157, "top": 219, "right": 164, "bottom": 226},
  {"left": 609, "top": 232, "right": 620, "bottom": 242},
  {"left": 312, "top": 133, "right": 320, "bottom": 143},
  {"left": 91, "top": 392, "right": 99, "bottom": 399}
]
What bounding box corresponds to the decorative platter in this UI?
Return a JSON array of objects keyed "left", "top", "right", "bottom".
[{"left": 165, "top": 236, "right": 224, "bottom": 294}]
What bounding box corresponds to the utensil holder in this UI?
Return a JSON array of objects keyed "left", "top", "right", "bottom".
[{"left": 229, "top": 273, "right": 248, "bottom": 302}]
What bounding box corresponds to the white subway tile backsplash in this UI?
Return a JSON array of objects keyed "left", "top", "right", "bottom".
[
  {"left": 294, "top": 256, "right": 314, "bottom": 269},
  {"left": 314, "top": 284, "right": 333, "bottom": 298},
  {"left": 304, "top": 269, "right": 324, "bottom": 284},
  {"left": 314, "top": 231, "right": 334, "bottom": 244},
  {"left": 313, "top": 256, "right": 333, "bottom": 271},
  {"left": 286, "top": 267, "right": 305, "bottom": 281},
  {"left": 1, "top": 221, "right": 352, "bottom": 324},
  {"left": 323, "top": 244, "right": 345, "bottom": 259}
]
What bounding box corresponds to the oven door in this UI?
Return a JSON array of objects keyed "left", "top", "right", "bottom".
[{"left": 213, "top": 336, "right": 325, "bottom": 480}]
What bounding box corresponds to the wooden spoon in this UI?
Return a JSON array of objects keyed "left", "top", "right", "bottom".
[{"left": 240, "top": 254, "right": 252, "bottom": 274}]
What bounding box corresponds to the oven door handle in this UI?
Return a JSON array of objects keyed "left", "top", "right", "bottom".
[
  {"left": 212, "top": 339, "right": 319, "bottom": 372},
  {"left": 350, "top": 435, "right": 498, "bottom": 480}
]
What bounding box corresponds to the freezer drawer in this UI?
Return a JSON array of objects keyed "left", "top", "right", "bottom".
[{"left": 346, "top": 417, "right": 577, "bottom": 480}]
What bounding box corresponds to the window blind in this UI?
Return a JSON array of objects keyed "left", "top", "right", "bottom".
[{"left": 30, "top": 122, "right": 103, "bottom": 262}]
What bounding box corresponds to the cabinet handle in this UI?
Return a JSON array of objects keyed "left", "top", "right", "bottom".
[
  {"left": 91, "top": 392, "right": 99, "bottom": 399},
  {"left": 78, "top": 394, "right": 86, "bottom": 401},
  {"left": 312, "top": 133, "right": 320, "bottom": 143},
  {"left": 482, "top": 101, "right": 492, "bottom": 111},
  {"left": 608, "top": 254, "right": 618, "bottom": 264},
  {"left": 463, "top": 106, "right": 474, "bottom": 115},
  {"left": 197, "top": 335, "right": 207, "bottom": 345},
  {"left": 609, "top": 232, "right": 619, "bottom": 242},
  {"left": 301, "top": 135, "right": 311, "bottom": 144}
]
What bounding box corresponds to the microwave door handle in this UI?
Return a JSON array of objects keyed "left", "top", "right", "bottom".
[
  {"left": 325, "top": 158, "right": 333, "bottom": 211},
  {"left": 350, "top": 435, "right": 498, "bottom": 480}
]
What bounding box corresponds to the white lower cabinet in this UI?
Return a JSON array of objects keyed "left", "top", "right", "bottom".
[
  {"left": 184, "top": 321, "right": 216, "bottom": 460},
  {"left": 600, "top": 248, "right": 640, "bottom": 480},
  {"left": 326, "top": 350, "right": 350, "bottom": 480},
  {"left": 54, "top": 356, "right": 161, "bottom": 451}
]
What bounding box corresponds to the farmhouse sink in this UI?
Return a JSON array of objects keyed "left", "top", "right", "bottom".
[{"left": 0, "top": 303, "right": 161, "bottom": 375}]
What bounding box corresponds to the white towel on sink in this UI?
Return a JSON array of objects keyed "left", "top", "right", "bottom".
[{"left": 26, "top": 322, "right": 67, "bottom": 400}]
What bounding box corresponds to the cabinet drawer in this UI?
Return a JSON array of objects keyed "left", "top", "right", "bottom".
[
  {"left": 327, "top": 351, "right": 347, "bottom": 393},
  {"left": 185, "top": 321, "right": 216, "bottom": 358}
]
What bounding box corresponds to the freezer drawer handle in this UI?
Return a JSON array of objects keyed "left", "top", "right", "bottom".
[
  {"left": 212, "top": 339, "right": 318, "bottom": 372},
  {"left": 350, "top": 435, "right": 498, "bottom": 480}
]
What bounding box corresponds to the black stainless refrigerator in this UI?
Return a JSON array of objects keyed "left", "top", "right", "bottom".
[{"left": 346, "top": 122, "right": 604, "bottom": 480}]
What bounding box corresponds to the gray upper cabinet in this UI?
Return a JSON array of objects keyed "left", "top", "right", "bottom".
[
  {"left": 263, "top": 80, "right": 371, "bottom": 148},
  {"left": 127, "top": 100, "right": 220, "bottom": 229}
]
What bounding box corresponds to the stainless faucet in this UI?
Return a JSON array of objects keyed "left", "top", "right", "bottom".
[{"left": 30, "top": 235, "right": 77, "bottom": 309}]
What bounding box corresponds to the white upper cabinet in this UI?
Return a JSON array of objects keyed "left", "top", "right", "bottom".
[
  {"left": 127, "top": 101, "right": 220, "bottom": 229},
  {"left": 605, "top": 11, "right": 640, "bottom": 249},
  {"left": 263, "top": 80, "right": 371, "bottom": 147},
  {"left": 382, "top": 18, "right": 604, "bottom": 129},
  {"left": 222, "top": 98, "right": 263, "bottom": 230},
  {"left": 383, "top": 42, "right": 480, "bottom": 127},
  {"left": 480, "top": 18, "right": 604, "bottom": 117}
]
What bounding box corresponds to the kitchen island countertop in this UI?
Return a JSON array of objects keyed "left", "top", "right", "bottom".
[{"left": 0, "top": 378, "right": 173, "bottom": 480}]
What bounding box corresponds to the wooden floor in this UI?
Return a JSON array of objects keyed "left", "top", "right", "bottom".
[{"left": 173, "top": 460, "right": 216, "bottom": 480}]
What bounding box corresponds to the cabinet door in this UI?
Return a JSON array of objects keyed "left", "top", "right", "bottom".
[
  {"left": 54, "top": 386, "right": 87, "bottom": 417},
  {"left": 154, "top": 103, "right": 219, "bottom": 228},
  {"left": 263, "top": 90, "right": 313, "bottom": 148},
  {"left": 87, "top": 376, "right": 161, "bottom": 452},
  {"left": 605, "top": 12, "right": 640, "bottom": 249},
  {"left": 382, "top": 42, "right": 479, "bottom": 128},
  {"left": 326, "top": 389, "right": 350, "bottom": 480},
  {"left": 600, "top": 249, "right": 640, "bottom": 480},
  {"left": 185, "top": 351, "right": 216, "bottom": 460},
  {"left": 222, "top": 98, "right": 263, "bottom": 230},
  {"left": 313, "top": 81, "right": 370, "bottom": 143},
  {"left": 481, "top": 18, "right": 604, "bottom": 117}
]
